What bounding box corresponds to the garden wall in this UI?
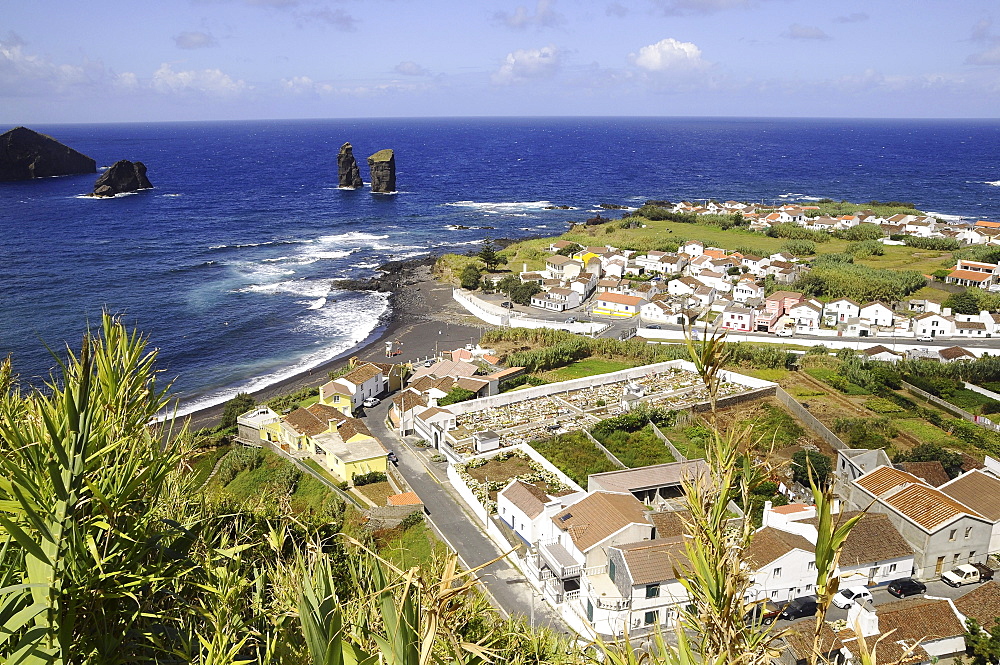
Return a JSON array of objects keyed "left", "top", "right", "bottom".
[
  {"left": 773, "top": 387, "right": 848, "bottom": 451},
  {"left": 453, "top": 289, "right": 609, "bottom": 335},
  {"left": 902, "top": 381, "right": 1000, "bottom": 433}
]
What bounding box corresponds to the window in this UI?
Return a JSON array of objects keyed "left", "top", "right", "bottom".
[
  {"left": 773, "top": 567, "right": 781, "bottom": 578},
  {"left": 888, "top": 564, "right": 897, "bottom": 574},
  {"left": 949, "top": 529, "right": 957, "bottom": 541},
  {"left": 609, "top": 560, "right": 616, "bottom": 582},
  {"left": 644, "top": 611, "right": 657, "bottom": 625},
  {"left": 966, "top": 527, "right": 973, "bottom": 539},
  {"left": 645, "top": 584, "right": 660, "bottom": 599},
  {"left": 806, "top": 584, "right": 813, "bottom": 591},
  {"left": 770, "top": 591, "right": 779, "bottom": 599},
  {"left": 807, "top": 561, "right": 815, "bottom": 571},
  {"left": 587, "top": 600, "right": 594, "bottom": 622},
  {"left": 970, "top": 551, "right": 977, "bottom": 561},
  {"left": 954, "top": 553, "right": 961, "bottom": 566}
]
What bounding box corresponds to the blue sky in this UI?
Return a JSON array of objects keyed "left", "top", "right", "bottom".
[{"left": 3, "top": 0, "right": 1000, "bottom": 122}]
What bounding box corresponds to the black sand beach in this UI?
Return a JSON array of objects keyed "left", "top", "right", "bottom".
[{"left": 182, "top": 262, "right": 487, "bottom": 431}]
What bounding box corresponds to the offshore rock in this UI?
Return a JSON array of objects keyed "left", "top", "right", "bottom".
[
  {"left": 337, "top": 142, "right": 363, "bottom": 188},
  {"left": 367, "top": 149, "right": 396, "bottom": 193},
  {"left": 91, "top": 160, "right": 153, "bottom": 197},
  {"left": 0, "top": 126, "right": 96, "bottom": 181}
]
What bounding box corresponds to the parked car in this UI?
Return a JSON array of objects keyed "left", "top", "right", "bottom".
[
  {"left": 500, "top": 301, "right": 514, "bottom": 309},
  {"left": 887, "top": 577, "right": 927, "bottom": 598},
  {"left": 918, "top": 335, "right": 933, "bottom": 342},
  {"left": 565, "top": 317, "right": 577, "bottom": 324},
  {"left": 362, "top": 397, "right": 380, "bottom": 408},
  {"left": 744, "top": 600, "right": 784, "bottom": 626},
  {"left": 775, "top": 328, "right": 794, "bottom": 337},
  {"left": 942, "top": 563, "right": 994, "bottom": 587},
  {"left": 386, "top": 451, "right": 398, "bottom": 466},
  {"left": 780, "top": 596, "right": 818, "bottom": 621},
  {"left": 647, "top": 324, "right": 661, "bottom": 329},
  {"left": 831, "top": 586, "right": 873, "bottom": 609}
]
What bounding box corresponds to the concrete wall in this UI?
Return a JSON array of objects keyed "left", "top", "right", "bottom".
[
  {"left": 453, "top": 289, "right": 608, "bottom": 335},
  {"left": 775, "top": 387, "right": 848, "bottom": 451}
]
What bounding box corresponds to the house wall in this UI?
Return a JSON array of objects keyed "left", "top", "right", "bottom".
[
  {"left": 750, "top": 549, "right": 816, "bottom": 602},
  {"left": 838, "top": 555, "right": 913, "bottom": 588},
  {"left": 497, "top": 497, "right": 536, "bottom": 544}
]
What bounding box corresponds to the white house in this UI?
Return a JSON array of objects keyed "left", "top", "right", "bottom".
[
  {"left": 681, "top": 240, "right": 704, "bottom": 257},
  {"left": 595, "top": 538, "right": 690, "bottom": 634},
  {"left": 913, "top": 312, "right": 956, "bottom": 338},
  {"left": 720, "top": 303, "right": 754, "bottom": 332},
  {"left": 321, "top": 362, "right": 387, "bottom": 412},
  {"left": 594, "top": 293, "right": 646, "bottom": 317},
  {"left": 747, "top": 527, "right": 817, "bottom": 602},
  {"left": 666, "top": 277, "right": 702, "bottom": 297},
  {"left": 732, "top": 278, "right": 763, "bottom": 303},
  {"left": 786, "top": 300, "right": 822, "bottom": 332},
  {"left": 530, "top": 287, "right": 581, "bottom": 312},
  {"left": 859, "top": 301, "right": 895, "bottom": 327},
  {"left": 860, "top": 345, "right": 903, "bottom": 363},
  {"left": 822, "top": 298, "right": 861, "bottom": 325},
  {"left": 940, "top": 468, "right": 1000, "bottom": 555},
  {"left": 640, "top": 300, "right": 677, "bottom": 324}
]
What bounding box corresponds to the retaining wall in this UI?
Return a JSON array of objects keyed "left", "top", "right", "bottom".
[
  {"left": 903, "top": 381, "right": 1000, "bottom": 433},
  {"left": 648, "top": 420, "right": 687, "bottom": 461},
  {"left": 774, "top": 387, "right": 848, "bottom": 451},
  {"left": 453, "top": 289, "right": 609, "bottom": 335}
]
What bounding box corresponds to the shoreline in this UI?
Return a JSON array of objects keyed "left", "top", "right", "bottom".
[{"left": 180, "top": 257, "right": 486, "bottom": 431}]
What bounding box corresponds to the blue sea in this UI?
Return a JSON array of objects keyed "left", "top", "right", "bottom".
[{"left": 3, "top": 117, "right": 1000, "bottom": 413}]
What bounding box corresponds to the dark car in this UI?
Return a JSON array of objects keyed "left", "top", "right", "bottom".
[
  {"left": 780, "top": 596, "right": 818, "bottom": 621},
  {"left": 744, "top": 600, "right": 784, "bottom": 626},
  {"left": 647, "top": 324, "right": 661, "bottom": 329},
  {"left": 887, "top": 577, "right": 927, "bottom": 598},
  {"left": 500, "top": 301, "right": 514, "bottom": 309}
]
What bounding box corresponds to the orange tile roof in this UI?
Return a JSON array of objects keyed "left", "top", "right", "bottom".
[
  {"left": 855, "top": 466, "right": 921, "bottom": 496},
  {"left": 597, "top": 293, "right": 646, "bottom": 306},
  {"left": 387, "top": 492, "right": 423, "bottom": 506},
  {"left": 948, "top": 269, "right": 993, "bottom": 282},
  {"left": 552, "top": 492, "right": 650, "bottom": 551},
  {"left": 884, "top": 483, "right": 983, "bottom": 530}
]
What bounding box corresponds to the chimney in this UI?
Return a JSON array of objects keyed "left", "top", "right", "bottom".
[
  {"left": 847, "top": 602, "right": 879, "bottom": 638},
  {"left": 523, "top": 263, "right": 528, "bottom": 274},
  {"left": 943, "top": 307, "right": 952, "bottom": 317}
]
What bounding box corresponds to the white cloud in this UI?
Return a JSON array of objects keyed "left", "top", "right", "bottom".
[
  {"left": 630, "top": 38, "right": 707, "bottom": 72},
  {"left": 833, "top": 12, "right": 868, "bottom": 24},
  {"left": 784, "top": 24, "right": 832, "bottom": 41},
  {"left": 492, "top": 45, "right": 560, "bottom": 85},
  {"left": 493, "top": 0, "right": 564, "bottom": 30},
  {"left": 299, "top": 8, "right": 357, "bottom": 31},
  {"left": 394, "top": 61, "right": 429, "bottom": 76},
  {"left": 151, "top": 63, "right": 248, "bottom": 96},
  {"left": 0, "top": 32, "right": 92, "bottom": 94},
  {"left": 967, "top": 18, "right": 1000, "bottom": 65},
  {"left": 606, "top": 3, "right": 628, "bottom": 17},
  {"left": 174, "top": 31, "right": 218, "bottom": 49},
  {"left": 651, "top": 0, "right": 753, "bottom": 16}
]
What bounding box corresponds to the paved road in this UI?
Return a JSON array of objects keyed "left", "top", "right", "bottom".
[{"left": 363, "top": 400, "right": 569, "bottom": 633}]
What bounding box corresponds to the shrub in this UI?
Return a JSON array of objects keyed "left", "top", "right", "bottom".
[
  {"left": 846, "top": 239, "right": 885, "bottom": 258},
  {"left": 892, "top": 442, "right": 965, "bottom": 479},
  {"left": 439, "top": 386, "right": 476, "bottom": 406},
  {"left": 904, "top": 236, "right": 960, "bottom": 251},
  {"left": 352, "top": 471, "right": 388, "bottom": 486},
  {"left": 836, "top": 223, "right": 884, "bottom": 241},
  {"left": 781, "top": 240, "right": 816, "bottom": 256},
  {"left": 791, "top": 450, "right": 832, "bottom": 486},
  {"left": 273, "top": 463, "right": 302, "bottom": 495},
  {"left": 215, "top": 446, "right": 264, "bottom": 486},
  {"left": 833, "top": 417, "right": 898, "bottom": 449},
  {"left": 864, "top": 397, "right": 906, "bottom": 414},
  {"left": 399, "top": 511, "right": 424, "bottom": 530},
  {"left": 220, "top": 392, "right": 256, "bottom": 429},
  {"left": 460, "top": 264, "right": 481, "bottom": 290}
]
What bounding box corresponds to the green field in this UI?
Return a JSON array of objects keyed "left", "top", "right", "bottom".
[
  {"left": 211, "top": 449, "right": 340, "bottom": 515},
  {"left": 378, "top": 521, "right": 445, "bottom": 570},
  {"left": 437, "top": 212, "right": 957, "bottom": 291},
  {"left": 529, "top": 431, "right": 620, "bottom": 485},
  {"left": 804, "top": 368, "right": 869, "bottom": 395},
  {"left": 543, "top": 358, "right": 639, "bottom": 382},
  {"left": 594, "top": 424, "right": 676, "bottom": 468},
  {"left": 188, "top": 445, "right": 231, "bottom": 488},
  {"left": 893, "top": 418, "right": 964, "bottom": 449}
]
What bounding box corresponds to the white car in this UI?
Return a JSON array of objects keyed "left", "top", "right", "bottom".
[
  {"left": 362, "top": 397, "right": 380, "bottom": 408},
  {"left": 775, "top": 328, "right": 794, "bottom": 337},
  {"left": 831, "top": 586, "right": 873, "bottom": 609},
  {"left": 918, "top": 335, "right": 933, "bottom": 342}
]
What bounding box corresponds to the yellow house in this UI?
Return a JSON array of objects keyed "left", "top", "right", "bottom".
[
  {"left": 318, "top": 381, "right": 354, "bottom": 416},
  {"left": 313, "top": 418, "right": 387, "bottom": 484},
  {"left": 275, "top": 403, "right": 345, "bottom": 453}
]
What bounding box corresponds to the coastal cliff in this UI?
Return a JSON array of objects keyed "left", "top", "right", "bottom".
[
  {"left": 92, "top": 160, "right": 153, "bottom": 197},
  {"left": 337, "top": 142, "right": 364, "bottom": 188},
  {"left": 0, "top": 126, "right": 96, "bottom": 181},
  {"left": 367, "top": 149, "right": 396, "bottom": 193}
]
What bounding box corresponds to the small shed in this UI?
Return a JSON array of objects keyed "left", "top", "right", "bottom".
[{"left": 473, "top": 430, "right": 501, "bottom": 453}]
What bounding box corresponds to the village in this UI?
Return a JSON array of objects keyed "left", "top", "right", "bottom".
[
  {"left": 233, "top": 329, "right": 1000, "bottom": 663},
  {"left": 225, "top": 199, "right": 1000, "bottom": 663}
]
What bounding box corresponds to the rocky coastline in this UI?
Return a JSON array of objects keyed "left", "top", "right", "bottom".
[{"left": 0, "top": 126, "right": 96, "bottom": 181}]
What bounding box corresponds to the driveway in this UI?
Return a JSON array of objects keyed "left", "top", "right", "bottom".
[{"left": 362, "top": 399, "right": 569, "bottom": 632}]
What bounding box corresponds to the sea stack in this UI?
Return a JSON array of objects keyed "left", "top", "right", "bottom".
[
  {"left": 91, "top": 160, "right": 153, "bottom": 197},
  {"left": 0, "top": 126, "right": 96, "bottom": 181},
  {"left": 337, "top": 142, "right": 364, "bottom": 188},
  {"left": 367, "top": 149, "right": 396, "bottom": 193}
]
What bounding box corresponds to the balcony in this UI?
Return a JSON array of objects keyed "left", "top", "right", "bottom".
[
  {"left": 538, "top": 541, "right": 583, "bottom": 580},
  {"left": 585, "top": 572, "right": 630, "bottom": 611}
]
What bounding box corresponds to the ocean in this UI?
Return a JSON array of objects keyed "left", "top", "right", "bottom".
[{"left": 3, "top": 117, "right": 1000, "bottom": 413}]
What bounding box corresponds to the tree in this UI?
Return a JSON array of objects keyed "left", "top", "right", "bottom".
[
  {"left": 944, "top": 290, "right": 982, "bottom": 315},
  {"left": 496, "top": 274, "right": 520, "bottom": 298},
  {"left": 556, "top": 242, "right": 583, "bottom": 257},
  {"left": 893, "top": 442, "right": 965, "bottom": 479},
  {"left": 965, "top": 618, "right": 1000, "bottom": 665},
  {"left": 459, "top": 264, "right": 481, "bottom": 290},
  {"left": 791, "top": 450, "right": 832, "bottom": 486},
  {"left": 509, "top": 283, "right": 542, "bottom": 305},
  {"left": 477, "top": 237, "right": 506, "bottom": 272},
  {"left": 438, "top": 386, "right": 476, "bottom": 406},
  {"left": 220, "top": 391, "right": 255, "bottom": 429}
]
